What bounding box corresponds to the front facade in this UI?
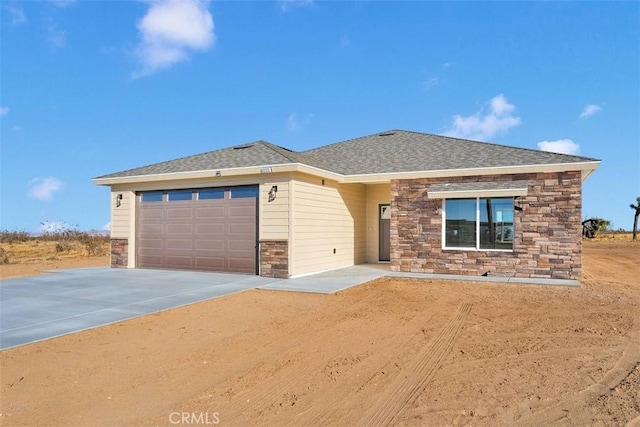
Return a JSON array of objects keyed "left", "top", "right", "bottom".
[{"left": 94, "top": 130, "right": 599, "bottom": 281}]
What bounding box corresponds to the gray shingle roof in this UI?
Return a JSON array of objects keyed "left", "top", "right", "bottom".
[
  {"left": 95, "top": 130, "right": 599, "bottom": 180},
  {"left": 95, "top": 140, "right": 324, "bottom": 179},
  {"left": 302, "top": 130, "right": 598, "bottom": 175}
]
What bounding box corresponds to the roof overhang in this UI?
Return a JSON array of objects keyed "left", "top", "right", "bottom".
[
  {"left": 93, "top": 160, "right": 601, "bottom": 187},
  {"left": 427, "top": 180, "right": 528, "bottom": 199}
]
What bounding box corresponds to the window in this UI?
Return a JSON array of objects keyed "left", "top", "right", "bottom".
[
  {"left": 167, "top": 190, "right": 192, "bottom": 201},
  {"left": 198, "top": 188, "right": 224, "bottom": 200},
  {"left": 230, "top": 187, "right": 258, "bottom": 198},
  {"left": 141, "top": 192, "right": 163, "bottom": 202},
  {"left": 444, "top": 197, "right": 514, "bottom": 251}
]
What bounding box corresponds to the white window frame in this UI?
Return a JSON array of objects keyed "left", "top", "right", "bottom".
[{"left": 442, "top": 197, "right": 514, "bottom": 252}]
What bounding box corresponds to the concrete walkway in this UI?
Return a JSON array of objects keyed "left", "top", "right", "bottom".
[{"left": 0, "top": 265, "right": 579, "bottom": 350}]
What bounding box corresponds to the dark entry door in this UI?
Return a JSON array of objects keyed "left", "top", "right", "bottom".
[{"left": 379, "top": 204, "right": 391, "bottom": 261}]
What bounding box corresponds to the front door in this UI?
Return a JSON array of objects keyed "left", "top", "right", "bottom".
[{"left": 379, "top": 204, "right": 391, "bottom": 261}]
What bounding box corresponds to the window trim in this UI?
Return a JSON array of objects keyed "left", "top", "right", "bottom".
[{"left": 442, "top": 197, "right": 515, "bottom": 252}]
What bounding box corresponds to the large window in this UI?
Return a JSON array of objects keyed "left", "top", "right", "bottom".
[{"left": 444, "top": 197, "right": 514, "bottom": 251}]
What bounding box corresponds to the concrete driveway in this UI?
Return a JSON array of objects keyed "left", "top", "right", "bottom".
[{"left": 0, "top": 267, "right": 281, "bottom": 350}]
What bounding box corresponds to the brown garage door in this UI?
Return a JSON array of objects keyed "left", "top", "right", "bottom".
[{"left": 136, "top": 186, "right": 258, "bottom": 274}]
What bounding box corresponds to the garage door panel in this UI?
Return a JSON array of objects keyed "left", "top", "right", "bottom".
[
  {"left": 166, "top": 207, "right": 193, "bottom": 219},
  {"left": 195, "top": 239, "right": 225, "bottom": 250},
  {"left": 228, "top": 206, "right": 254, "bottom": 217},
  {"left": 138, "top": 222, "right": 163, "bottom": 233},
  {"left": 137, "top": 255, "right": 163, "bottom": 267},
  {"left": 229, "top": 223, "right": 255, "bottom": 233},
  {"left": 228, "top": 258, "right": 255, "bottom": 271},
  {"left": 165, "top": 239, "right": 193, "bottom": 250},
  {"left": 138, "top": 238, "right": 163, "bottom": 250},
  {"left": 166, "top": 223, "right": 192, "bottom": 234},
  {"left": 137, "top": 187, "right": 257, "bottom": 274},
  {"left": 228, "top": 240, "right": 255, "bottom": 251},
  {"left": 195, "top": 223, "right": 224, "bottom": 235},
  {"left": 139, "top": 208, "right": 163, "bottom": 220},
  {"left": 195, "top": 257, "right": 226, "bottom": 269},
  {"left": 165, "top": 256, "right": 193, "bottom": 269},
  {"left": 196, "top": 206, "right": 224, "bottom": 218}
]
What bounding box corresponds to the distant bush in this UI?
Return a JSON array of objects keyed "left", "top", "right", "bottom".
[
  {"left": 0, "top": 230, "right": 30, "bottom": 244},
  {"left": 0, "top": 248, "right": 9, "bottom": 264},
  {"left": 77, "top": 232, "right": 109, "bottom": 256},
  {"left": 0, "top": 224, "right": 109, "bottom": 257}
]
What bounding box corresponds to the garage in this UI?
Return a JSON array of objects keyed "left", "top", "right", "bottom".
[{"left": 136, "top": 186, "right": 258, "bottom": 274}]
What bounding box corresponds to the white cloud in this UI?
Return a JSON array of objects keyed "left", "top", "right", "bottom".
[
  {"left": 424, "top": 76, "right": 439, "bottom": 90},
  {"left": 445, "top": 94, "right": 521, "bottom": 141},
  {"left": 537, "top": 139, "right": 580, "bottom": 155},
  {"left": 279, "top": 0, "right": 313, "bottom": 13},
  {"left": 46, "top": 24, "right": 67, "bottom": 50},
  {"left": 5, "top": 5, "right": 27, "bottom": 25},
  {"left": 103, "top": 222, "right": 112, "bottom": 231},
  {"left": 134, "top": 0, "right": 215, "bottom": 78},
  {"left": 0, "top": 106, "right": 8, "bottom": 117},
  {"left": 579, "top": 104, "right": 602, "bottom": 119},
  {"left": 51, "top": 0, "right": 77, "bottom": 7},
  {"left": 286, "top": 112, "right": 315, "bottom": 131},
  {"left": 28, "top": 177, "right": 64, "bottom": 201}
]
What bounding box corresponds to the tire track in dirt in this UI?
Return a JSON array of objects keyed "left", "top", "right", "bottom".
[
  {"left": 516, "top": 303, "right": 640, "bottom": 426},
  {"left": 357, "top": 303, "right": 473, "bottom": 427},
  {"left": 218, "top": 305, "right": 439, "bottom": 425},
  {"left": 294, "top": 300, "right": 455, "bottom": 427}
]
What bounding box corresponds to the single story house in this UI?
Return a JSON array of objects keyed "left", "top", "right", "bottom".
[{"left": 93, "top": 130, "right": 600, "bottom": 280}]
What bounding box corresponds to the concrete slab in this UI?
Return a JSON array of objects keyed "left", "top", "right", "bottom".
[
  {"left": 0, "top": 267, "right": 280, "bottom": 350},
  {"left": 258, "top": 265, "right": 388, "bottom": 294}
]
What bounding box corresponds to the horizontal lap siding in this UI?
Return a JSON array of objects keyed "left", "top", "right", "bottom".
[
  {"left": 110, "top": 190, "right": 134, "bottom": 239},
  {"left": 260, "top": 181, "right": 289, "bottom": 241},
  {"left": 291, "top": 175, "right": 365, "bottom": 276}
]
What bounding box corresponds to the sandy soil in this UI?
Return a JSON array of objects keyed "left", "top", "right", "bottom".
[
  {"left": 1, "top": 239, "right": 639, "bottom": 426},
  {"left": 0, "top": 257, "right": 109, "bottom": 280}
]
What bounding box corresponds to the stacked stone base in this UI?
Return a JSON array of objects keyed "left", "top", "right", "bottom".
[
  {"left": 110, "top": 238, "right": 129, "bottom": 268},
  {"left": 260, "top": 240, "right": 289, "bottom": 278}
]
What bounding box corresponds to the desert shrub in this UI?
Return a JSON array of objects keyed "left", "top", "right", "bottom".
[
  {"left": 41, "top": 222, "right": 79, "bottom": 252},
  {"left": 0, "top": 248, "right": 9, "bottom": 264},
  {"left": 77, "top": 231, "right": 109, "bottom": 256},
  {"left": 0, "top": 230, "right": 30, "bottom": 244}
]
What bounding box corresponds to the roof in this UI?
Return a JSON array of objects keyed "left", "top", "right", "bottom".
[
  {"left": 302, "top": 130, "right": 598, "bottom": 175},
  {"left": 95, "top": 140, "right": 325, "bottom": 179},
  {"left": 94, "top": 129, "right": 600, "bottom": 182}
]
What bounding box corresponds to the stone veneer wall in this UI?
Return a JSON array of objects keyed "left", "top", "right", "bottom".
[
  {"left": 390, "top": 171, "right": 582, "bottom": 280},
  {"left": 260, "top": 240, "right": 289, "bottom": 278},
  {"left": 110, "top": 238, "right": 129, "bottom": 268}
]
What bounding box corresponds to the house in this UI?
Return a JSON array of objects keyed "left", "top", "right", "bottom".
[{"left": 93, "top": 130, "right": 600, "bottom": 280}]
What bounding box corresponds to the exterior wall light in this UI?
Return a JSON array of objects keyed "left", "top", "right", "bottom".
[
  {"left": 268, "top": 186, "right": 278, "bottom": 202},
  {"left": 116, "top": 193, "right": 123, "bottom": 207}
]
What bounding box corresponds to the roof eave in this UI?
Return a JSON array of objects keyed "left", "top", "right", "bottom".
[
  {"left": 92, "top": 162, "right": 345, "bottom": 186},
  {"left": 93, "top": 160, "right": 600, "bottom": 186},
  {"left": 341, "top": 161, "right": 601, "bottom": 184}
]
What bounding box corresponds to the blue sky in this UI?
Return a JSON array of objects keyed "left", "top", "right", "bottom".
[{"left": 1, "top": 1, "right": 638, "bottom": 233}]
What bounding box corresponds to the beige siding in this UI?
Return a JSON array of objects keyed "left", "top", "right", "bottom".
[
  {"left": 290, "top": 173, "right": 366, "bottom": 277},
  {"left": 365, "top": 184, "right": 391, "bottom": 263},
  {"left": 110, "top": 189, "right": 135, "bottom": 239},
  {"left": 259, "top": 180, "right": 289, "bottom": 241}
]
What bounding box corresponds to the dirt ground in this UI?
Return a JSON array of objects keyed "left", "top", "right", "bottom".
[{"left": 1, "top": 239, "right": 639, "bottom": 426}]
